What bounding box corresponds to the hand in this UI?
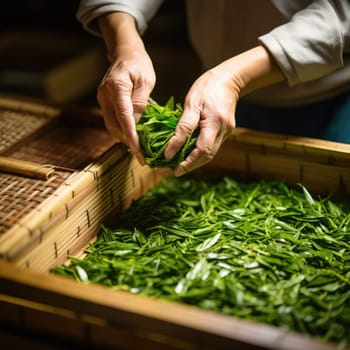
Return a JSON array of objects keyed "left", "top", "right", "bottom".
[
  {"left": 164, "top": 65, "right": 239, "bottom": 176},
  {"left": 97, "top": 47, "right": 155, "bottom": 163},
  {"left": 97, "top": 13, "right": 156, "bottom": 164},
  {"left": 164, "top": 46, "right": 285, "bottom": 176}
]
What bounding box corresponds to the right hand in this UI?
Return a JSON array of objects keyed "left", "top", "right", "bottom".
[{"left": 97, "top": 13, "right": 156, "bottom": 164}]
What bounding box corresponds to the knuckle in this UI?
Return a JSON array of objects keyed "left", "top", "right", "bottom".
[
  {"left": 117, "top": 106, "right": 132, "bottom": 121},
  {"left": 197, "top": 144, "right": 215, "bottom": 162},
  {"left": 100, "top": 72, "right": 132, "bottom": 93},
  {"left": 177, "top": 121, "right": 195, "bottom": 136},
  {"left": 132, "top": 97, "right": 148, "bottom": 112}
]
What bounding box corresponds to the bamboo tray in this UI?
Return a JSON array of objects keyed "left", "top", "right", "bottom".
[{"left": 1, "top": 95, "right": 350, "bottom": 349}]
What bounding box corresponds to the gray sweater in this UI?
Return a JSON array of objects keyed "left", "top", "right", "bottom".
[{"left": 77, "top": 0, "right": 350, "bottom": 106}]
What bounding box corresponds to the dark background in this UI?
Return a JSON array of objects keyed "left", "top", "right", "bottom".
[{"left": 0, "top": 0, "right": 202, "bottom": 106}]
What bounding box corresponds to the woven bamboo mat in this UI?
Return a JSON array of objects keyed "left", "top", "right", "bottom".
[
  {"left": 0, "top": 173, "right": 68, "bottom": 235},
  {"left": 0, "top": 96, "right": 115, "bottom": 236},
  {"left": 0, "top": 108, "right": 48, "bottom": 153}
]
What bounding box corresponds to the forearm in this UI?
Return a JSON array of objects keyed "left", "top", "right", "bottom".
[
  {"left": 213, "top": 45, "right": 285, "bottom": 97},
  {"left": 98, "top": 12, "right": 145, "bottom": 62}
]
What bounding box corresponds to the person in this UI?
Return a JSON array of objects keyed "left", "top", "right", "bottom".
[{"left": 76, "top": 0, "right": 350, "bottom": 176}]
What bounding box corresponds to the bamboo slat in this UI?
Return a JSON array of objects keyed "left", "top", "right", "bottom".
[
  {"left": 0, "top": 156, "right": 55, "bottom": 180},
  {"left": 205, "top": 129, "right": 350, "bottom": 199},
  {"left": 0, "top": 260, "right": 340, "bottom": 350}
]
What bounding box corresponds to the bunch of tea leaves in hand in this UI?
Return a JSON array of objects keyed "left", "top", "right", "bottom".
[{"left": 136, "top": 97, "right": 199, "bottom": 168}]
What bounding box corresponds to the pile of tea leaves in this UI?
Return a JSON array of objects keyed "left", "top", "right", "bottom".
[
  {"left": 52, "top": 176, "right": 350, "bottom": 346},
  {"left": 136, "top": 97, "right": 199, "bottom": 168}
]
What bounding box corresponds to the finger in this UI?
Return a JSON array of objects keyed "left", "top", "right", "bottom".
[
  {"left": 173, "top": 149, "right": 209, "bottom": 177},
  {"left": 164, "top": 107, "right": 200, "bottom": 159},
  {"left": 173, "top": 118, "right": 224, "bottom": 177},
  {"left": 113, "top": 94, "right": 139, "bottom": 148},
  {"left": 133, "top": 149, "right": 146, "bottom": 166},
  {"left": 98, "top": 66, "right": 149, "bottom": 165},
  {"left": 113, "top": 86, "right": 150, "bottom": 165},
  {"left": 97, "top": 89, "right": 123, "bottom": 143},
  {"left": 134, "top": 112, "right": 142, "bottom": 124},
  {"left": 103, "top": 101, "right": 145, "bottom": 165},
  {"left": 100, "top": 64, "right": 138, "bottom": 147},
  {"left": 100, "top": 94, "right": 145, "bottom": 165},
  {"left": 132, "top": 84, "right": 150, "bottom": 119},
  {"left": 173, "top": 146, "right": 216, "bottom": 177}
]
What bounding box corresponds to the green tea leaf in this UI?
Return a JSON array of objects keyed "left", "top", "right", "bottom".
[
  {"left": 52, "top": 176, "right": 350, "bottom": 346},
  {"left": 136, "top": 98, "right": 199, "bottom": 168}
]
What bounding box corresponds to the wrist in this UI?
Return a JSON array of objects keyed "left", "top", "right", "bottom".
[
  {"left": 216, "top": 46, "right": 285, "bottom": 97},
  {"left": 98, "top": 12, "right": 144, "bottom": 62}
]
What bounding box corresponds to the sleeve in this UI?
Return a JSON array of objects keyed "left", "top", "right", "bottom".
[
  {"left": 76, "top": 0, "right": 164, "bottom": 36},
  {"left": 258, "top": 0, "right": 350, "bottom": 86}
]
